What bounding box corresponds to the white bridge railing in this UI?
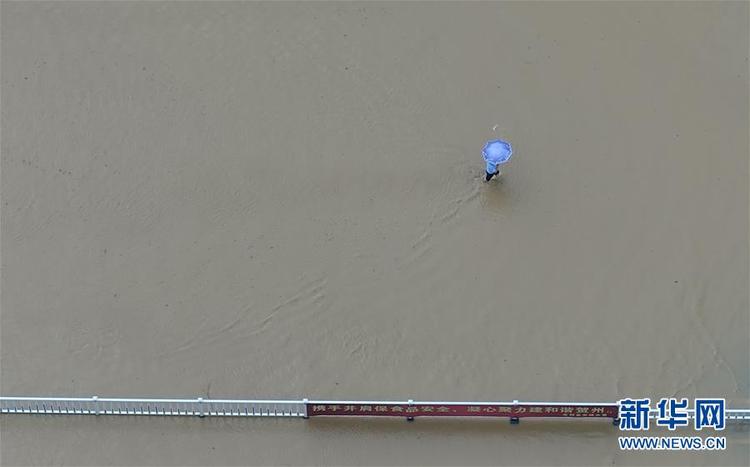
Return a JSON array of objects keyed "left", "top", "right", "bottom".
[{"left": 0, "top": 397, "right": 307, "bottom": 417}]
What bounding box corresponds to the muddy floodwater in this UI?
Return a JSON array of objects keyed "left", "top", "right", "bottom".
[{"left": 1, "top": 1, "right": 748, "bottom": 466}]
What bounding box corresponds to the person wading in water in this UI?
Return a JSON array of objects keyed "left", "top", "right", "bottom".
[{"left": 483, "top": 139, "right": 512, "bottom": 182}]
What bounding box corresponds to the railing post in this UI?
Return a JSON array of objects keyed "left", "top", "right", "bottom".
[
  {"left": 613, "top": 405, "right": 620, "bottom": 426},
  {"left": 93, "top": 396, "right": 100, "bottom": 415},
  {"left": 406, "top": 399, "right": 415, "bottom": 422},
  {"left": 198, "top": 397, "right": 204, "bottom": 418},
  {"left": 302, "top": 398, "right": 309, "bottom": 419},
  {"left": 510, "top": 399, "right": 520, "bottom": 425}
]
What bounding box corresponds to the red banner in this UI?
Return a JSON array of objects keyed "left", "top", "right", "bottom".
[{"left": 307, "top": 403, "right": 618, "bottom": 419}]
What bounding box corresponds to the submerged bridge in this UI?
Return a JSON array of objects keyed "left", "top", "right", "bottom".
[{"left": 2, "top": 396, "right": 749, "bottom": 425}]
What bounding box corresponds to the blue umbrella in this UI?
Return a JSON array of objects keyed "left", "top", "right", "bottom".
[{"left": 482, "top": 139, "right": 513, "bottom": 174}]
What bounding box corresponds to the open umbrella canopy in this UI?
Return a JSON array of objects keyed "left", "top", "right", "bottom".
[{"left": 483, "top": 139, "right": 513, "bottom": 166}]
